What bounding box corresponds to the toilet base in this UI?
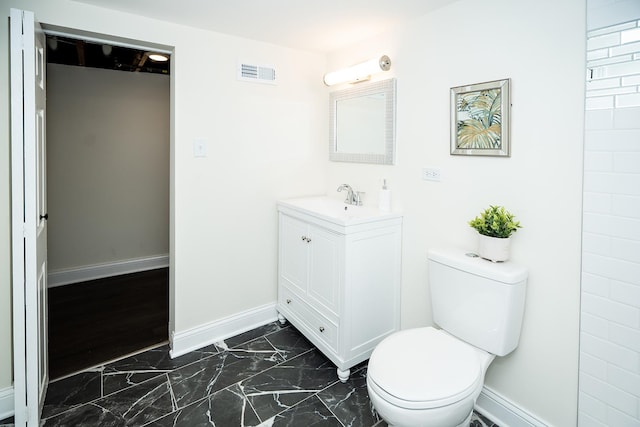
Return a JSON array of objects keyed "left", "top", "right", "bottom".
[
  {"left": 386, "top": 411, "right": 472, "bottom": 427},
  {"left": 367, "top": 379, "right": 478, "bottom": 427}
]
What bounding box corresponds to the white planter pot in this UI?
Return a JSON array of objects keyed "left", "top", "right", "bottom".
[{"left": 477, "top": 234, "right": 511, "bottom": 262}]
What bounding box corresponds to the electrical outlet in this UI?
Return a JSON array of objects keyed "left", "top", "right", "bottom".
[{"left": 422, "top": 167, "right": 442, "bottom": 182}]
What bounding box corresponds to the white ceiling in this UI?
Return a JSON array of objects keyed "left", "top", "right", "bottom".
[{"left": 71, "top": 0, "right": 460, "bottom": 52}]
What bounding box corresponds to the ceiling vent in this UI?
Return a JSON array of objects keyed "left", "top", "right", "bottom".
[{"left": 237, "top": 62, "right": 276, "bottom": 85}]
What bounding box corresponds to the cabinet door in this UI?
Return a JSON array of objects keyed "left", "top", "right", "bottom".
[
  {"left": 308, "top": 225, "right": 341, "bottom": 315},
  {"left": 279, "top": 215, "right": 309, "bottom": 294}
]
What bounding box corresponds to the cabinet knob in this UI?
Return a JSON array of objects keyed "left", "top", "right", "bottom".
[
  {"left": 301, "top": 236, "right": 306, "bottom": 241},
  {"left": 306, "top": 237, "right": 311, "bottom": 243},
  {"left": 286, "top": 299, "right": 292, "bottom": 304},
  {"left": 319, "top": 326, "right": 325, "bottom": 333}
]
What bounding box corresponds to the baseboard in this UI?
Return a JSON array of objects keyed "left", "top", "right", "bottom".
[
  {"left": 476, "top": 386, "right": 550, "bottom": 427},
  {"left": 170, "top": 303, "right": 278, "bottom": 358},
  {"left": 0, "top": 386, "right": 14, "bottom": 421},
  {"left": 48, "top": 254, "right": 169, "bottom": 288}
]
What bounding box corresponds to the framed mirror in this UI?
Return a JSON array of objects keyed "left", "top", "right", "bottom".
[{"left": 329, "top": 78, "right": 396, "bottom": 165}]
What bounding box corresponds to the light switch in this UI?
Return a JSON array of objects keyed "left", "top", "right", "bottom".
[{"left": 193, "top": 138, "right": 208, "bottom": 158}]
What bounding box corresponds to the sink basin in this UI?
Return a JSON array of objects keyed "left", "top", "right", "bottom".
[{"left": 277, "top": 196, "right": 401, "bottom": 226}]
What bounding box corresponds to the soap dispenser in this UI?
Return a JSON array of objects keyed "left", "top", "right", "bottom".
[{"left": 378, "top": 179, "right": 391, "bottom": 212}]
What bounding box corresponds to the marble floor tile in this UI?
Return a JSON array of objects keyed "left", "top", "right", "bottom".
[
  {"left": 241, "top": 348, "right": 340, "bottom": 421},
  {"left": 222, "top": 321, "right": 288, "bottom": 349},
  {"left": 43, "top": 374, "right": 174, "bottom": 426},
  {"left": 145, "top": 384, "right": 261, "bottom": 427},
  {"left": 42, "top": 369, "right": 103, "bottom": 419},
  {"left": 318, "top": 367, "right": 383, "bottom": 427},
  {"left": 470, "top": 411, "right": 499, "bottom": 427},
  {"left": 263, "top": 325, "right": 315, "bottom": 360},
  {"left": 101, "top": 344, "right": 219, "bottom": 396},
  {"left": 19, "top": 321, "right": 501, "bottom": 427},
  {"left": 263, "top": 395, "right": 343, "bottom": 427},
  {"left": 168, "top": 337, "right": 282, "bottom": 410}
]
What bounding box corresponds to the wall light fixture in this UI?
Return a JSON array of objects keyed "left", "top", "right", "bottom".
[{"left": 323, "top": 55, "right": 391, "bottom": 86}]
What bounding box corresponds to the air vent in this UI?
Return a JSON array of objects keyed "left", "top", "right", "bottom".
[{"left": 237, "top": 62, "right": 277, "bottom": 85}]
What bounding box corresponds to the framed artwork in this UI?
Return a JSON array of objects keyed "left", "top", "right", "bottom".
[{"left": 450, "top": 78, "right": 510, "bottom": 157}]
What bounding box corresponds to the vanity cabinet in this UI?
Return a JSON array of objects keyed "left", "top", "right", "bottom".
[{"left": 277, "top": 197, "right": 402, "bottom": 381}]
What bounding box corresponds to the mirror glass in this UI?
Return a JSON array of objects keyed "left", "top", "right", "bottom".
[{"left": 329, "top": 78, "right": 396, "bottom": 165}]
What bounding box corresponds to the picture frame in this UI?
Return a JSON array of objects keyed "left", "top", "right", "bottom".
[{"left": 450, "top": 78, "right": 510, "bottom": 157}]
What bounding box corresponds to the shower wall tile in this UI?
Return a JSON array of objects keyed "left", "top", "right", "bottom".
[
  {"left": 611, "top": 280, "right": 640, "bottom": 308},
  {"left": 607, "top": 407, "right": 640, "bottom": 426},
  {"left": 581, "top": 292, "right": 640, "bottom": 328},
  {"left": 588, "top": 32, "right": 621, "bottom": 50},
  {"left": 582, "top": 272, "right": 611, "bottom": 297},
  {"left": 613, "top": 152, "right": 640, "bottom": 172},
  {"left": 583, "top": 192, "right": 612, "bottom": 214},
  {"left": 622, "top": 74, "right": 640, "bottom": 85},
  {"left": 609, "top": 324, "right": 640, "bottom": 353},
  {"left": 582, "top": 17, "right": 640, "bottom": 425},
  {"left": 584, "top": 129, "right": 640, "bottom": 151},
  {"left": 585, "top": 109, "right": 614, "bottom": 129},
  {"left": 580, "top": 352, "right": 608, "bottom": 380},
  {"left": 581, "top": 333, "right": 639, "bottom": 372},
  {"left": 585, "top": 95, "right": 614, "bottom": 110},
  {"left": 579, "top": 391, "right": 608, "bottom": 422},
  {"left": 621, "top": 27, "right": 640, "bottom": 43},
  {"left": 584, "top": 151, "right": 614, "bottom": 171},
  {"left": 580, "top": 312, "right": 610, "bottom": 338},
  {"left": 614, "top": 105, "right": 640, "bottom": 128},
  {"left": 616, "top": 92, "right": 640, "bottom": 107}
]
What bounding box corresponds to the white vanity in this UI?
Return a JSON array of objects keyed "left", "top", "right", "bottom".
[{"left": 276, "top": 196, "right": 402, "bottom": 381}]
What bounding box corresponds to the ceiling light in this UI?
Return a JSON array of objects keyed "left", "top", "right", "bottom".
[
  {"left": 148, "top": 53, "right": 169, "bottom": 62},
  {"left": 323, "top": 55, "right": 391, "bottom": 86}
]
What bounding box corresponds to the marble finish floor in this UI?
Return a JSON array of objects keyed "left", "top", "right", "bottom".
[{"left": 1, "top": 322, "right": 499, "bottom": 426}]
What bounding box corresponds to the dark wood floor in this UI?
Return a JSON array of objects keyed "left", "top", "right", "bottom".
[{"left": 47, "top": 268, "right": 169, "bottom": 380}]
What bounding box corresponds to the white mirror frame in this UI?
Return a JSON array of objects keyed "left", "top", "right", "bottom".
[{"left": 329, "top": 78, "right": 396, "bottom": 165}]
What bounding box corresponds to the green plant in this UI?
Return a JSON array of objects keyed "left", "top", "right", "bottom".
[{"left": 468, "top": 205, "right": 521, "bottom": 238}]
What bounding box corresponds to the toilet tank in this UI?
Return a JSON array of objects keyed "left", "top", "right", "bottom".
[{"left": 428, "top": 248, "right": 527, "bottom": 356}]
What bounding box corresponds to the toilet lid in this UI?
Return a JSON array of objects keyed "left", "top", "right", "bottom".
[{"left": 368, "top": 327, "right": 482, "bottom": 409}]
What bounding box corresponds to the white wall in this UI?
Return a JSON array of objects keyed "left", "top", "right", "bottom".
[
  {"left": 0, "top": 1, "right": 589, "bottom": 424},
  {"left": 326, "top": 0, "right": 585, "bottom": 425},
  {"left": 580, "top": 12, "right": 640, "bottom": 426},
  {"left": 0, "top": 0, "right": 328, "bottom": 393},
  {"left": 46, "top": 63, "right": 170, "bottom": 273}
]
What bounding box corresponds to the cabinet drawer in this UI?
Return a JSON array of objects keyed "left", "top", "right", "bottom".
[{"left": 279, "top": 286, "right": 338, "bottom": 352}]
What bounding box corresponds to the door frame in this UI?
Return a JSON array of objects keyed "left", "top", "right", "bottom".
[
  {"left": 9, "top": 12, "right": 175, "bottom": 426},
  {"left": 10, "top": 8, "right": 29, "bottom": 425}
]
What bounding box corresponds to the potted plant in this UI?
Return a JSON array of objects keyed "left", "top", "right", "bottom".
[{"left": 468, "top": 205, "right": 521, "bottom": 262}]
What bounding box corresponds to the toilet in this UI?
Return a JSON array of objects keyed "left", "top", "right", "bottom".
[{"left": 367, "top": 248, "right": 528, "bottom": 427}]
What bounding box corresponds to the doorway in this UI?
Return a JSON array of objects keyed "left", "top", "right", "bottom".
[{"left": 44, "top": 33, "right": 171, "bottom": 379}]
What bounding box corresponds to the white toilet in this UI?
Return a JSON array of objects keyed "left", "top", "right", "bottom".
[{"left": 367, "top": 248, "right": 527, "bottom": 427}]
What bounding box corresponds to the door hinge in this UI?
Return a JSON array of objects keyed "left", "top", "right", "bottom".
[{"left": 23, "top": 223, "right": 28, "bottom": 238}]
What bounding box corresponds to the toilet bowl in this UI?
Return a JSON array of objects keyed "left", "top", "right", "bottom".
[{"left": 367, "top": 327, "right": 494, "bottom": 427}]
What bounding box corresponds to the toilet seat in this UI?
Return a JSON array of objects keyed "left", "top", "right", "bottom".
[{"left": 367, "top": 327, "right": 483, "bottom": 410}]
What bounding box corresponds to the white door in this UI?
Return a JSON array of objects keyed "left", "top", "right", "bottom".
[{"left": 10, "top": 8, "right": 49, "bottom": 426}]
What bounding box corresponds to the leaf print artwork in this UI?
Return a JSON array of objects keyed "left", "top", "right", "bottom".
[
  {"left": 450, "top": 79, "right": 510, "bottom": 157},
  {"left": 456, "top": 89, "right": 502, "bottom": 149}
]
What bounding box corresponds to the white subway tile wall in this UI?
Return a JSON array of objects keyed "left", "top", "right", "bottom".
[{"left": 581, "top": 18, "right": 640, "bottom": 426}]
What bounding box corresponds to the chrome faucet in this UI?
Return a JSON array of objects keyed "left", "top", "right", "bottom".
[{"left": 337, "top": 184, "right": 363, "bottom": 206}]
